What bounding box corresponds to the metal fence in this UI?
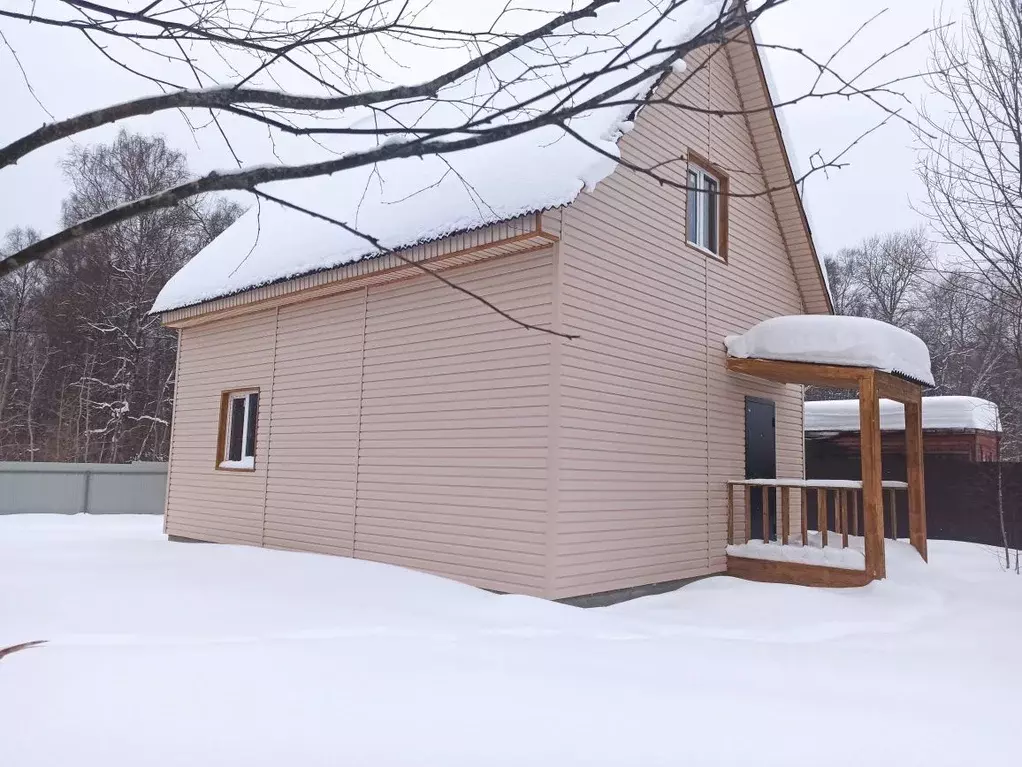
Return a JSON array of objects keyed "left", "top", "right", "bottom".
[{"left": 0, "top": 462, "right": 167, "bottom": 515}]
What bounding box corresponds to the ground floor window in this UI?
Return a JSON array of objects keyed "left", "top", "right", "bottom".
[{"left": 217, "top": 390, "right": 258, "bottom": 470}]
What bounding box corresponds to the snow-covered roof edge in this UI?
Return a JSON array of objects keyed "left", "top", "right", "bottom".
[
  {"left": 805, "top": 396, "right": 1002, "bottom": 433},
  {"left": 156, "top": 213, "right": 552, "bottom": 316}
]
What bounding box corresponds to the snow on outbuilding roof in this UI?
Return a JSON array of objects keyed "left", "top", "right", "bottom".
[
  {"left": 152, "top": 0, "right": 725, "bottom": 313},
  {"left": 805, "top": 396, "right": 1002, "bottom": 434},
  {"left": 725, "top": 315, "right": 935, "bottom": 387}
]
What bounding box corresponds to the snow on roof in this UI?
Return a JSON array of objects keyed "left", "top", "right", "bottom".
[
  {"left": 805, "top": 396, "right": 1002, "bottom": 434},
  {"left": 725, "top": 315, "right": 935, "bottom": 387},
  {"left": 152, "top": 0, "right": 723, "bottom": 313}
]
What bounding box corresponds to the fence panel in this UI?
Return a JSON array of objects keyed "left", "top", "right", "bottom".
[
  {"left": 806, "top": 447, "right": 1021, "bottom": 549},
  {"left": 0, "top": 462, "right": 167, "bottom": 515}
]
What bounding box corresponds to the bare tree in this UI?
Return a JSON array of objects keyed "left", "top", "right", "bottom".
[
  {"left": 917, "top": 0, "right": 1022, "bottom": 566},
  {"left": 825, "top": 227, "right": 931, "bottom": 326},
  {"left": 0, "top": 131, "right": 242, "bottom": 462},
  {"left": 822, "top": 254, "right": 865, "bottom": 318},
  {"left": 0, "top": 0, "right": 935, "bottom": 302},
  {"left": 919, "top": 0, "right": 1022, "bottom": 290},
  {"left": 822, "top": 224, "right": 1020, "bottom": 564},
  {"left": 813, "top": 228, "right": 932, "bottom": 402},
  {"left": 0, "top": 228, "right": 41, "bottom": 438},
  {"left": 822, "top": 228, "right": 1020, "bottom": 455},
  {"left": 915, "top": 270, "right": 1004, "bottom": 394},
  {"left": 918, "top": 0, "right": 1022, "bottom": 374}
]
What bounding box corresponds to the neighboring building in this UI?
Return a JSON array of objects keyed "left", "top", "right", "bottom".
[
  {"left": 805, "top": 396, "right": 1011, "bottom": 548},
  {"left": 806, "top": 396, "right": 1001, "bottom": 463},
  {"left": 153, "top": 4, "right": 834, "bottom": 599}
]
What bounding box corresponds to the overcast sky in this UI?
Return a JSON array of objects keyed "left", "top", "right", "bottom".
[{"left": 0, "top": 0, "right": 961, "bottom": 256}]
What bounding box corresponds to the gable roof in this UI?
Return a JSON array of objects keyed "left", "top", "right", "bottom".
[
  {"left": 153, "top": 1, "right": 831, "bottom": 316},
  {"left": 731, "top": 24, "right": 832, "bottom": 314},
  {"left": 152, "top": 0, "right": 724, "bottom": 313}
]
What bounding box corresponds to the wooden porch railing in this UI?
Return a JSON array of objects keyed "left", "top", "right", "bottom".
[{"left": 726, "top": 479, "right": 910, "bottom": 549}]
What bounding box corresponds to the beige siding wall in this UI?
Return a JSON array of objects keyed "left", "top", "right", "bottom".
[
  {"left": 262, "top": 291, "right": 365, "bottom": 556},
  {"left": 353, "top": 252, "right": 552, "bottom": 594},
  {"left": 552, "top": 46, "right": 805, "bottom": 598},
  {"left": 704, "top": 45, "right": 804, "bottom": 567},
  {"left": 165, "top": 249, "right": 553, "bottom": 595},
  {"left": 165, "top": 311, "right": 276, "bottom": 545}
]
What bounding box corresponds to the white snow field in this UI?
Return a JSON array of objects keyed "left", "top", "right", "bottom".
[{"left": 1, "top": 515, "right": 1018, "bottom": 767}]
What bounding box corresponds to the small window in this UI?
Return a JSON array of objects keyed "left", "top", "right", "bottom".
[
  {"left": 686, "top": 156, "right": 728, "bottom": 258},
  {"left": 217, "top": 390, "right": 258, "bottom": 470}
]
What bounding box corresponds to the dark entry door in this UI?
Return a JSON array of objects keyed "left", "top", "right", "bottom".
[{"left": 745, "top": 397, "right": 777, "bottom": 541}]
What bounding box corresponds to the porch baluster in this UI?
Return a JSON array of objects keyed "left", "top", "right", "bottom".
[
  {"left": 726, "top": 484, "right": 735, "bottom": 546},
  {"left": 840, "top": 490, "right": 849, "bottom": 548},
  {"left": 761, "top": 485, "right": 770, "bottom": 543},
  {"left": 781, "top": 487, "right": 791, "bottom": 545},
  {"left": 800, "top": 488, "right": 808, "bottom": 546},
  {"left": 744, "top": 486, "right": 752, "bottom": 545},
  {"left": 817, "top": 488, "right": 828, "bottom": 547}
]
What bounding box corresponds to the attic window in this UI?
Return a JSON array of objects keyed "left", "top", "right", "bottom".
[
  {"left": 686, "top": 154, "right": 728, "bottom": 259},
  {"left": 217, "top": 390, "right": 258, "bottom": 471}
]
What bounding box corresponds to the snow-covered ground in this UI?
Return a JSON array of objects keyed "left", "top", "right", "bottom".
[{"left": 2, "top": 515, "right": 1018, "bottom": 766}]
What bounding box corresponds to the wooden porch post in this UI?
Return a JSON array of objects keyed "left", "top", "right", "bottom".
[
  {"left": 859, "top": 371, "right": 886, "bottom": 580},
  {"left": 905, "top": 397, "right": 928, "bottom": 561}
]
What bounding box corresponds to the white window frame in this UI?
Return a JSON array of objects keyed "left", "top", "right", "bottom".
[
  {"left": 219, "top": 390, "right": 258, "bottom": 470},
  {"left": 686, "top": 163, "right": 721, "bottom": 256}
]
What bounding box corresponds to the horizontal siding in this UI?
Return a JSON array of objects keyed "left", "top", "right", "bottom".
[
  {"left": 261, "top": 290, "right": 365, "bottom": 556},
  {"left": 704, "top": 43, "right": 804, "bottom": 566},
  {"left": 165, "top": 310, "right": 277, "bottom": 545},
  {"left": 353, "top": 249, "right": 554, "bottom": 596},
  {"left": 165, "top": 249, "right": 556, "bottom": 594},
  {"left": 552, "top": 43, "right": 806, "bottom": 598}
]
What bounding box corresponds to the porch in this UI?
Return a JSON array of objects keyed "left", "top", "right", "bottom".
[
  {"left": 723, "top": 316, "right": 933, "bottom": 587},
  {"left": 725, "top": 478, "right": 911, "bottom": 588}
]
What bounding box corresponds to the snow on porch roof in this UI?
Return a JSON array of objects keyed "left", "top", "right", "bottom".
[
  {"left": 151, "top": 0, "right": 725, "bottom": 314},
  {"left": 724, "top": 315, "right": 935, "bottom": 387},
  {"left": 805, "top": 396, "right": 1001, "bottom": 434}
]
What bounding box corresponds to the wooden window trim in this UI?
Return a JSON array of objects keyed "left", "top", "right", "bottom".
[
  {"left": 215, "top": 388, "right": 259, "bottom": 472},
  {"left": 685, "top": 150, "right": 730, "bottom": 262}
]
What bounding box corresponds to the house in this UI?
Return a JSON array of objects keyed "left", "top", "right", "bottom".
[{"left": 153, "top": 2, "right": 925, "bottom": 599}]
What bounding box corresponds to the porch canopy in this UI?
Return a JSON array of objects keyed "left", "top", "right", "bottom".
[{"left": 725, "top": 315, "right": 934, "bottom": 582}]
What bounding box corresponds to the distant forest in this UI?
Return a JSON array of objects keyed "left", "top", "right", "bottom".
[{"left": 0, "top": 131, "right": 242, "bottom": 462}]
